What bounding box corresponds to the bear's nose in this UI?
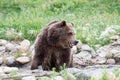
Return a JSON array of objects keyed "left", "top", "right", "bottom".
[{"left": 74, "top": 40, "right": 78, "bottom": 45}]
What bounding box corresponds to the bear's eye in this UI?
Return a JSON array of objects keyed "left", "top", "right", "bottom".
[{"left": 68, "top": 32, "right": 73, "bottom": 35}]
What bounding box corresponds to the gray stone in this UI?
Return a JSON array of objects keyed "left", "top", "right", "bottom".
[
  {"left": 76, "top": 40, "right": 82, "bottom": 49},
  {"left": 0, "top": 57, "right": 3, "bottom": 65},
  {"left": 106, "top": 59, "right": 115, "bottom": 64},
  {"left": 95, "top": 57, "right": 106, "bottom": 64},
  {"left": 110, "top": 49, "right": 120, "bottom": 54},
  {"left": 54, "top": 76, "right": 64, "bottom": 80},
  {"left": 65, "top": 73, "right": 76, "bottom": 80},
  {"left": 20, "top": 39, "right": 30, "bottom": 52},
  {"left": 38, "top": 77, "right": 50, "bottom": 80},
  {"left": 114, "top": 53, "right": 120, "bottom": 62},
  {"left": 6, "top": 56, "right": 16, "bottom": 67},
  {"left": 5, "top": 43, "right": 15, "bottom": 52},
  {"left": 110, "top": 35, "right": 119, "bottom": 41},
  {"left": 22, "top": 76, "right": 36, "bottom": 80},
  {"left": 0, "top": 67, "right": 18, "bottom": 74},
  {"left": 29, "top": 44, "right": 34, "bottom": 52},
  {"left": 16, "top": 57, "right": 30, "bottom": 64},
  {"left": 81, "top": 45, "right": 91, "bottom": 52},
  {"left": 100, "top": 27, "right": 116, "bottom": 38},
  {"left": 66, "top": 68, "right": 82, "bottom": 74},
  {"left": 74, "top": 65, "right": 119, "bottom": 80},
  {"left": 0, "top": 39, "right": 7, "bottom": 46},
  {"left": 77, "top": 51, "right": 92, "bottom": 60},
  {"left": 0, "top": 46, "right": 5, "bottom": 53},
  {"left": 71, "top": 46, "right": 77, "bottom": 54}
]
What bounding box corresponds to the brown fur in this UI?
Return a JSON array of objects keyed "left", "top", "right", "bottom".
[{"left": 31, "top": 20, "right": 78, "bottom": 71}]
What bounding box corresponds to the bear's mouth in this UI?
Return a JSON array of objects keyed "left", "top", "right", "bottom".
[{"left": 68, "top": 41, "right": 73, "bottom": 48}]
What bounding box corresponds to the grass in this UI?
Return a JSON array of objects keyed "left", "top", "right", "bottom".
[{"left": 0, "top": 0, "right": 120, "bottom": 47}]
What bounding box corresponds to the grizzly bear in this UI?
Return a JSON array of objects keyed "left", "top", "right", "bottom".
[{"left": 31, "top": 20, "right": 78, "bottom": 71}]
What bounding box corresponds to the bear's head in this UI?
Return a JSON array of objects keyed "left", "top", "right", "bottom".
[{"left": 47, "top": 20, "right": 78, "bottom": 48}]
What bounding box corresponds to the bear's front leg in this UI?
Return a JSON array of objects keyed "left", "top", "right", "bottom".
[{"left": 31, "top": 57, "right": 40, "bottom": 70}]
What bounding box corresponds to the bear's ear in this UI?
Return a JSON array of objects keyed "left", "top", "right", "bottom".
[{"left": 60, "top": 20, "right": 66, "bottom": 26}]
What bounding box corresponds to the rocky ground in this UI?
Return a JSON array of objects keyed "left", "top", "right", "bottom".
[{"left": 0, "top": 25, "right": 120, "bottom": 80}]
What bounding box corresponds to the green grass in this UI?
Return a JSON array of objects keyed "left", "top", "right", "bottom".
[{"left": 0, "top": 0, "right": 120, "bottom": 47}]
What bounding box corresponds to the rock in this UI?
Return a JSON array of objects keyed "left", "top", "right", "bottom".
[
  {"left": 112, "top": 39, "right": 120, "bottom": 45},
  {"left": 100, "top": 27, "right": 116, "bottom": 38},
  {"left": 65, "top": 73, "right": 76, "bottom": 80},
  {"left": 20, "top": 40, "right": 30, "bottom": 52},
  {"left": 90, "top": 48, "right": 97, "bottom": 58},
  {"left": 0, "top": 67, "right": 18, "bottom": 74},
  {"left": 110, "top": 49, "right": 120, "bottom": 55},
  {"left": 29, "top": 44, "right": 35, "bottom": 52},
  {"left": 5, "top": 43, "right": 15, "bottom": 52},
  {"left": 105, "top": 53, "right": 114, "bottom": 59},
  {"left": 66, "top": 68, "right": 81, "bottom": 74},
  {"left": 0, "top": 39, "right": 7, "bottom": 46},
  {"left": 95, "top": 57, "right": 106, "bottom": 64},
  {"left": 16, "top": 44, "right": 21, "bottom": 51},
  {"left": 114, "top": 53, "right": 120, "bottom": 62},
  {"left": 0, "top": 46, "right": 5, "bottom": 53},
  {"left": 81, "top": 45, "right": 91, "bottom": 52},
  {"left": 106, "top": 59, "right": 115, "bottom": 64},
  {"left": 106, "top": 72, "right": 116, "bottom": 80},
  {"left": 77, "top": 51, "right": 92, "bottom": 60},
  {"left": 22, "top": 76, "right": 36, "bottom": 80},
  {"left": 54, "top": 76, "right": 64, "bottom": 80},
  {"left": 76, "top": 40, "right": 82, "bottom": 49},
  {"left": 38, "top": 77, "right": 50, "bottom": 80},
  {"left": 6, "top": 56, "right": 16, "bottom": 67},
  {"left": 97, "top": 46, "right": 110, "bottom": 58},
  {"left": 0, "top": 57, "right": 3, "bottom": 65},
  {"left": 73, "top": 56, "right": 85, "bottom": 67},
  {"left": 16, "top": 57, "right": 30, "bottom": 64},
  {"left": 110, "top": 35, "right": 119, "bottom": 41},
  {"left": 71, "top": 46, "right": 77, "bottom": 54}
]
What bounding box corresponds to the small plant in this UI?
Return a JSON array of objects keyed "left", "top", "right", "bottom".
[
  {"left": 100, "top": 67, "right": 109, "bottom": 80},
  {"left": 113, "top": 67, "right": 120, "bottom": 77}
]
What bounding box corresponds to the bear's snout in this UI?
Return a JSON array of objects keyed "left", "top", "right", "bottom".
[{"left": 74, "top": 40, "right": 78, "bottom": 45}]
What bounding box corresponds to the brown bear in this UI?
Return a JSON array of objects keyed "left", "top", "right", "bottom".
[{"left": 31, "top": 20, "right": 78, "bottom": 71}]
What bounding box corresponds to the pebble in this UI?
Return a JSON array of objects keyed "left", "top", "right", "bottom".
[
  {"left": 96, "top": 57, "right": 106, "bottom": 64},
  {"left": 76, "top": 40, "right": 82, "bottom": 49},
  {"left": 38, "top": 77, "right": 50, "bottom": 80},
  {"left": 65, "top": 73, "right": 76, "bottom": 80},
  {"left": 16, "top": 57, "right": 30, "bottom": 64},
  {"left": 20, "top": 39, "right": 30, "bottom": 52},
  {"left": 71, "top": 46, "right": 77, "bottom": 54},
  {"left": 110, "top": 35, "right": 119, "bottom": 41},
  {"left": 6, "top": 56, "right": 16, "bottom": 67},
  {"left": 81, "top": 45, "right": 91, "bottom": 52},
  {"left": 0, "top": 46, "right": 5, "bottom": 53},
  {"left": 0, "top": 39, "right": 7, "bottom": 46},
  {"left": 0, "top": 57, "right": 3, "bottom": 65},
  {"left": 5, "top": 43, "right": 15, "bottom": 52},
  {"left": 106, "top": 59, "right": 115, "bottom": 64},
  {"left": 0, "top": 67, "right": 18, "bottom": 74},
  {"left": 22, "top": 76, "right": 36, "bottom": 80},
  {"left": 77, "top": 51, "right": 92, "bottom": 60},
  {"left": 54, "top": 76, "right": 64, "bottom": 80}
]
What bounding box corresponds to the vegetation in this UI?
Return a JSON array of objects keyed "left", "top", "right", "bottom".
[{"left": 0, "top": 0, "right": 120, "bottom": 47}]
